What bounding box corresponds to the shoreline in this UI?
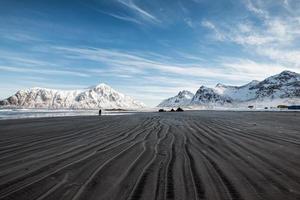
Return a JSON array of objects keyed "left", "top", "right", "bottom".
[{"left": 1, "top": 107, "right": 299, "bottom": 120}]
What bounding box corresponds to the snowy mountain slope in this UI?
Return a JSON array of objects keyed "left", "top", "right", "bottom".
[
  {"left": 214, "top": 80, "right": 259, "bottom": 101},
  {"left": 157, "top": 90, "right": 194, "bottom": 107},
  {"left": 157, "top": 70, "right": 300, "bottom": 107},
  {"left": 0, "top": 83, "right": 145, "bottom": 109},
  {"left": 251, "top": 71, "right": 300, "bottom": 99},
  {"left": 191, "top": 86, "right": 233, "bottom": 105}
]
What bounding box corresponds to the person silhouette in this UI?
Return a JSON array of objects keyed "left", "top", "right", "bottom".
[{"left": 99, "top": 109, "right": 102, "bottom": 116}]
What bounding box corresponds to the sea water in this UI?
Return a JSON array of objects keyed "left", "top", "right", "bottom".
[{"left": 0, "top": 109, "right": 134, "bottom": 120}]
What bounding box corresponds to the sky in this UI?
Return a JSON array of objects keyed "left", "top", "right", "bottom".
[{"left": 0, "top": 0, "right": 300, "bottom": 107}]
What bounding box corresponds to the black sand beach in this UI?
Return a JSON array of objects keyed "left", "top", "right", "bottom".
[{"left": 0, "top": 111, "right": 299, "bottom": 200}]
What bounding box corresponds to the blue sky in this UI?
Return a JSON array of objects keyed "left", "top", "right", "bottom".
[{"left": 0, "top": 0, "right": 300, "bottom": 106}]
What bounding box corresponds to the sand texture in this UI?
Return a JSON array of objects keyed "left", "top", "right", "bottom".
[{"left": 0, "top": 111, "right": 299, "bottom": 200}]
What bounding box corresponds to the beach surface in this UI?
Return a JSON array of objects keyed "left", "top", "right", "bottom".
[{"left": 0, "top": 111, "right": 299, "bottom": 200}]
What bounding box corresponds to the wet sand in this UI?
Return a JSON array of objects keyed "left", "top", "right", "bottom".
[{"left": 0, "top": 111, "right": 299, "bottom": 200}]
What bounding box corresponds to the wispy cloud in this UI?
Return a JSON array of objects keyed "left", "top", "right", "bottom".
[
  {"left": 117, "top": 0, "right": 160, "bottom": 23},
  {"left": 83, "top": 5, "right": 143, "bottom": 25},
  {"left": 51, "top": 45, "right": 295, "bottom": 83},
  {"left": 220, "top": 58, "right": 291, "bottom": 79},
  {"left": 201, "top": 20, "right": 226, "bottom": 41},
  {"left": 0, "top": 32, "right": 44, "bottom": 43},
  {"left": 201, "top": 0, "right": 300, "bottom": 69},
  {"left": 0, "top": 53, "right": 57, "bottom": 67},
  {"left": 51, "top": 46, "right": 238, "bottom": 80},
  {"left": 104, "top": 12, "right": 142, "bottom": 24},
  {"left": 244, "top": 0, "right": 269, "bottom": 18},
  {"left": 0, "top": 65, "right": 90, "bottom": 77},
  {"left": 0, "top": 50, "right": 91, "bottom": 77}
]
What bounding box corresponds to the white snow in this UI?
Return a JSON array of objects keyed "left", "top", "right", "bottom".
[
  {"left": 0, "top": 83, "right": 145, "bottom": 110},
  {"left": 214, "top": 80, "right": 259, "bottom": 101},
  {"left": 158, "top": 70, "right": 300, "bottom": 108},
  {"left": 157, "top": 90, "right": 194, "bottom": 107}
]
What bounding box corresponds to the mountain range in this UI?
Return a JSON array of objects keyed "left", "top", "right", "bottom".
[
  {"left": 0, "top": 83, "right": 145, "bottom": 109},
  {"left": 1, "top": 70, "right": 299, "bottom": 110},
  {"left": 158, "top": 70, "right": 300, "bottom": 108}
]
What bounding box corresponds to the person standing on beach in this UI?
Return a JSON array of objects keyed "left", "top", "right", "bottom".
[{"left": 99, "top": 109, "right": 102, "bottom": 116}]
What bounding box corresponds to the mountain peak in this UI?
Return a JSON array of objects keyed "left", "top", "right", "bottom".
[
  {"left": 249, "top": 80, "right": 259, "bottom": 84},
  {"left": 242, "top": 80, "right": 259, "bottom": 87},
  {"left": 215, "top": 83, "right": 226, "bottom": 88},
  {"left": 178, "top": 90, "right": 194, "bottom": 97},
  {"left": 86, "top": 83, "right": 111, "bottom": 90},
  {"left": 261, "top": 70, "right": 300, "bottom": 85},
  {"left": 198, "top": 85, "right": 212, "bottom": 91},
  {"left": 157, "top": 90, "right": 193, "bottom": 107},
  {"left": 94, "top": 83, "right": 111, "bottom": 88},
  {"left": 279, "top": 70, "right": 298, "bottom": 76}
]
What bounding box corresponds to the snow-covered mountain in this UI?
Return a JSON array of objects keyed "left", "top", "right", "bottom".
[
  {"left": 191, "top": 86, "right": 232, "bottom": 105},
  {"left": 212, "top": 70, "right": 300, "bottom": 103},
  {"left": 0, "top": 83, "right": 145, "bottom": 109},
  {"left": 214, "top": 80, "right": 260, "bottom": 101},
  {"left": 251, "top": 70, "right": 300, "bottom": 99},
  {"left": 158, "top": 70, "right": 300, "bottom": 107},
  {"left": 157, "top": 90, "right": 194, "bottom": 107}
]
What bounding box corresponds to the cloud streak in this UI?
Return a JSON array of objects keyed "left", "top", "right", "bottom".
[
  {"left": 104, "top": 12, "right": 142, "bottom": 24},
  {"left": 0, "top": 65, "right": 90, "bottom": 77},
  {"left": 117, "top": 0, "right": 159, "bottom": 23},
  {"left": 51, "top": 45, "right": 296, "bottom": 83}
]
